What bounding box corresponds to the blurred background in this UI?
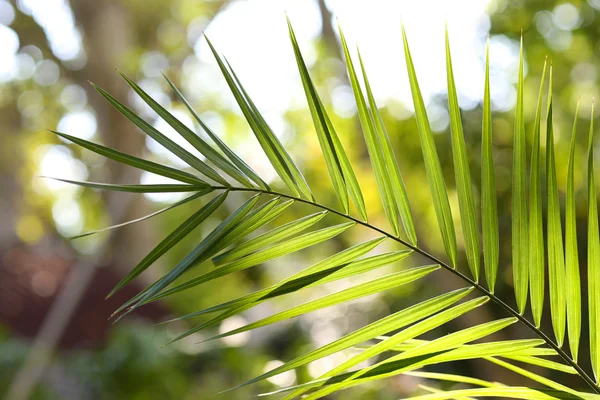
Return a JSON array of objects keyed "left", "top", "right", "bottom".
[{"left": 0, "top": 0, "right": 599, "bottom": 398}]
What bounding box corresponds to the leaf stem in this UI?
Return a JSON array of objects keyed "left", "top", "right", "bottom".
[{"left": 211, "top": 185, "right": 600, "bottom": 394}]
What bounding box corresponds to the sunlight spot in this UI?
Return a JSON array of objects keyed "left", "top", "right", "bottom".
[
  {"left": 60, "top": 84, "right": 88, "bottom": 110},
  {"left": 38, "top": 145, "right": 88, "bottom": 194},
  {"left": 57, "top": 109, "right": 97, "bottom": 140},
  {"left": 218, "top": 315, "right": 250, "bottom": 347},
  {"left": 263, "top": 360, "right": 296, "bottom": 387},
  {"left": 52, "top": 197, "right": 84, "bottom": 237}
]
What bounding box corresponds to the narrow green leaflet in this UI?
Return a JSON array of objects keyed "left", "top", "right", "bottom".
[
  {"left": 139, "top": 198, "right": 294, "bottom": 305},
  {"left": 293, "top": 339, "right": 544, "bottom": 400},
  {"left": 416, "top": 385, "right": 471, "bottom": 399},
  {"left": 207, "top": 265, "right": 439, "bottom": 343},
  {"left": 512, "top": 37, "right": 529, "bottom": 314},
  {"left": 403, "top": 371, "right": 499, "bottom": 388},
  {"left": 318, "top": 319, "right": 518, "bottom": 398},
  {"left": 229, "top": 288, "right": 472, "bottom": 393},
  {"left": 90, "top": 82, "right": 229, "bottom": 186},
  {"left": 51, "top": 130, "right": 205, "bottom": 185},
  {"left": 384, "top": 318, "right": 516, "bottom": 363},
  {"left": 481, "top": 38, "right": 498, "bottom": 292},
  {"left": 118, "top": 192, "right": 254, "bottom": 317},
  {"left": 487, "top": 357, "right": 581, "bottom": 397},
  {"left": 358, "top": 50, "right": 416, "bottom": 244},
  {"left": 283, "top": 297, "right": 488, "bottom": 399},
  {"left": 445, "top": 27, "right": 480, "bottom": 281},
  {"left": 161, "top": 222, "right": 355, "bottom": 309},
  {"left": 163, "top": 73, "right": 270, "bottom": 190},
  {"left": 378, "top": 337, "right": 557, "bottom": 358},
  {"left": 587, "top": 103, "right": 600, "bottom": 382},
  {"left": 109, "top": 190, "right": 228, "bottom": 317},
  {"left": 227, "top": 59, "right": 314, "bottom": 201},
  {"left": 545, "top": 68, "right": 566, "bottom": 346},
  {"left": 340, "top": 26, "right": 400, "bottom": 236},
  {"left": 213, "top": 211, "right": 328, "bottom": 264},
  {"left": 118, "top": 198, "right": 293, "bottom": 316},
  {"left": 120, "top": 72, "right": 254, "bottom": 188},
  {"left": 261, "top": 339, "right": 543, "bottom": 398},
  {"left": 44, "top": 177, "right": 207, "bottom": 193},
  {"left": 72, "top": 189, "right": 212, "bottom": 240},
  {"left": 206, "top": 197, "right": 290, "bottom": 255},
  {"left": 566, "top": 100, "right": 581, "bottom": 361},
  {"left": 163, "top": 238, "right": 385, "bottom": 341},
  {"left": 502, "top": 355, "right": 576, "bottom": 374},
  {"left": 107, "top": 191, "right": 230, "bottom": 298},
  {"left": 322, "top": 111, "right": 369, "bottom": 221},
  {"left": 148, "top": 203, "right": 360, "bottom": 306},
  {"left": 528, "top": 59, "right": 548, "bottom": 327},
  {"left": 405, "top": 387, "right": 569, "bottom": 400},
  {"left": 205, "top": 37, "right": 313, "bottom": 200},
  {"left": 167, "top": 241, "right": 401, "bottom": 323},
  {"left": 287, "top": 20, "right": 349, "bottom": 213},
  {"left": 402, "top": 25, "right": 457, "bottom": 266}
]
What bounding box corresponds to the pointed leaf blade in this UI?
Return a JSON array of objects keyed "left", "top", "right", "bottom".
[
  {"left": 545, "top": 67, "right": 566, "bottom": 346},
  {"left": 587, "top": 103, "right": 600, "bottom": 381},
  {"left": 120, "top": 72, "right": 254, "bottom": 188},
  {"left": 213, "top": 211, "right": 328, "bottom": 264},
  {"left": 207, "top": 265, "right": 439, "bottom": 343},
  {"left": 512, "top": 37, "right": 529, "bottom": 314},
  {"left": 205, "top": 36, "right": 312, "bottom": 199},
  {"left": 445, "top": 27, "right": 481, "bottom": 281},
  {"left": 43, "top": 178, "right": 208, "bottom": 193},
  {"left": 402, "top": 25, "right": 457, "bottom": 266},
  {"left": 287, "top": 20, "right": 349, "bottom": 213},
  {"left": 163, "top": 73, "right": 270, "bottom": 190},
  {"left": 340, "top": 26, "right": 401, "bottom": 235},
  {"left": 528, "top": 59, "right": 548, "bottom": 327},
  {"left": 90, "top": 82, "right": 229, "bottom": 185},
  {"left": 232, "top": 288, "right": 472, "bottom": 392},
  {"left": 358, "top": 50, "right": 417, "bottom": 244},
  {"left": 566, "top": 100, "right": 581, "bottom": 361},
  {"left": 51, "top": 130, "right": 205, "bottom": 185},
  {"left": 482, "top": 38, "right": 499, "bottom": 292},
  {"left": 74, "top": 189, "right": 212, "bottom": 240},
  {"left": 107, "top": 191, "right": 227, "bottom": 298}
]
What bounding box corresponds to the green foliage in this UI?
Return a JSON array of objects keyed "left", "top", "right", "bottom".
[{"left": 56, "top": 20, "right": 600, "bottom": 399}]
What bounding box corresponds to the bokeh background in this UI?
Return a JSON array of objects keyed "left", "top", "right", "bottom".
[{"left": 1, "top": 0, "right": 599, "bottom": 398}]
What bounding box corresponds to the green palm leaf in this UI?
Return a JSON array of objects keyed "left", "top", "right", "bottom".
[
  {"left": 205, "top": 37, "right": 313, "bottom": 200},
  {"left": 163, "top": 73, "right": 270, "bottom": 190},
  {"left": 445, "top": 26, "right": 480, "bottom": 281},
  {"left": 481, "top": 37, "right": 499, "bottom": 292},
  {"left": 528, "top": 58, "right": 548, "bottom": 327},
  {"left": 206, "top": 265, "right": 439, "bottom": 343},
  {"left": 229, "top": 288, "right": 471, "bottom": 393},
  {"left": 340, "top": 26, "right": 402, "bottom": 235},
  {"left": 120, "top": 71, "right": 254, "bottom": 188},
  {"left": 358, "top": 50, "right": 417, "bottom": 244},
  {"left": 90, "top": 82, "right": 229, "bottom": 185},
  {"left": 545, "top": 67, "right": 566, "bottom": 346},
  {"left": 566, "top": 100, "right": 582, "bottom": 361},
  {"left": 288, "top": 19, "right": 356, "bottom": 216},
  {"left": 512, "top": 37, "right": 529, "bottom": 314},
  {"left": 56, "top": 20, "right": 600, "bottom": 399},
  {"left": 587, "top": 103, "right": 600, "bottom": 381},
  {"left": 402, "top": 24, "right": 457, "bottom": 266},
  {"left": 51, "top": 130, "right": 205, "bottom": 185}
]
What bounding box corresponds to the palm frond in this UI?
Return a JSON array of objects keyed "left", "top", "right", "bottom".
[{"left": 55, "top": 19, "right": 600, "bottom": 399}]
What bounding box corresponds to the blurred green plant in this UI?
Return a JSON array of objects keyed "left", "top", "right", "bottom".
[{"left": 51, "top": 19, "right": 600, "bottom": 399}]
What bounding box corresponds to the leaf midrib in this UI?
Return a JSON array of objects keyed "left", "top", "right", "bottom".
[{"left": 207, "top": 184, "right": 600, "bottom": 394}]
